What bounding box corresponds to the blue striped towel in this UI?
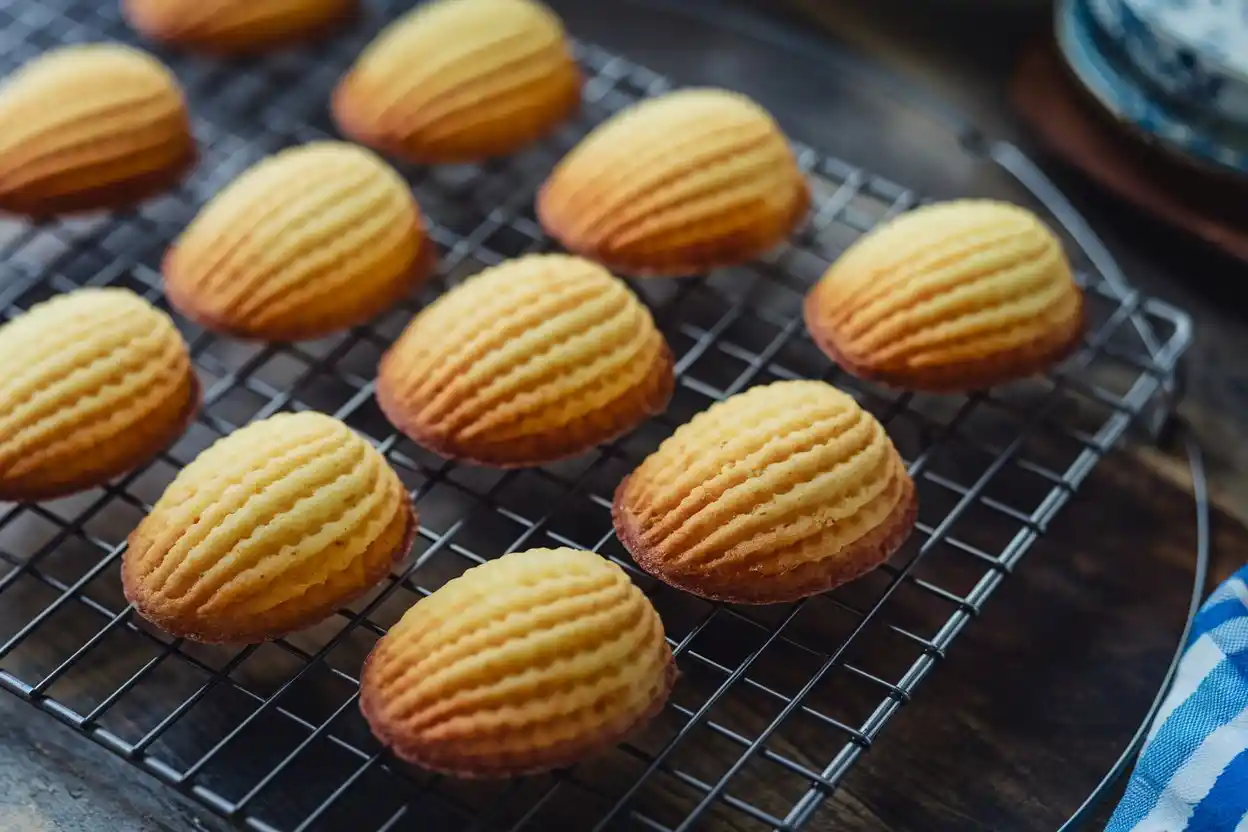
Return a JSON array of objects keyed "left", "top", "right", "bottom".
[{"left": 1107, "top": 566, "right": 1248, "bottom": 832}]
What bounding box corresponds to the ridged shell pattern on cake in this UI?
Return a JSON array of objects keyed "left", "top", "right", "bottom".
[
  {"left": 164, "top": 142, "right": 429, "bottom": 341},
  {"left": 803, "top": 200, "right": 1085, "bottom": 392},
  {"left": 332, "top": 0, "right": 581, "bottom": 163},
  {"left": 0, "top": 288, "right": 197, "bottom": 501},
  {"left": 124, "top": 0, "right": 355, "bottom": 53},
  {"left": 0, "top": 44, "right": 195, "bottom": 216},
  {"left": 123, "top": 412, "right": 414, "bottom": 644},
  {"left": 614, "top": 380, "right": 915, "bottom": 603},
  {"left": 377, "top": 254, "right": 673, "bottom": 466},
  {"left": 360, "top": 547, "right": 674, "bottom": 777},
  {"left": 537, "top": 88, "right": 810, "bottom": 275}
]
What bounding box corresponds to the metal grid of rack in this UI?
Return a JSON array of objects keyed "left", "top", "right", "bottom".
[{"left": 0, "top": 1, "right": 1192, "bottom": 830}]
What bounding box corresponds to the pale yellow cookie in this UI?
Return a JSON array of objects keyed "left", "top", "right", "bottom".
[
  {"left": 332, "top": 0, "right": 581, "bottom": 163},
  {"left": 376, "top": 254, "right": 673, "bottom": 467},
  {"left": 0, "top": 288, "right": 198, "bottom": 502},
  {"left": 360, "top": 547, "right": 674, "bottom": 777},
  {"left": 0, "top": 44, "right": 195, "bottom": 217},
  {"left": 124, "top": 0, "right": 355, "bottom": 54},
  {"left": 613, "top": 380, "right": 916, "bottom": 604},
  {"left": 123, "top": 412, "right": 416, "bottom": 644},
  {"left": 804, "top": 200, "right": 1085, "bottom": 392},
  {"left": 537, "top": 88, "right": 810, "bottom": 276},
  {"left": 164, "top": 141, "right": 431, "bottom": 342}
]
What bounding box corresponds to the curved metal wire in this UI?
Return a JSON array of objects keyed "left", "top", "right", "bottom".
[{"left": 1057, "top": 428, "right": 1211, "bottom": 831}]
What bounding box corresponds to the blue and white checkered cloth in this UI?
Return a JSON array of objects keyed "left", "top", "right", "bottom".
[{"left": 1107, "top": 565, "right": 1248, "bottom": 832}]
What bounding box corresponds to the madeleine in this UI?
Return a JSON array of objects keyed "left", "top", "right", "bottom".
[
  {"left": 0, "top": 44, "right": 194, "bottom": 216},
  {"left": 164, "top": 142, "right": 430, "bottom": 341},
  {"left": 804, "top": 200, "right": 1085, "bottom": 392},
  {"left": 0, "top": 288, "right": 197, "bottom": 501},
  {"left": 538, "top": 88, "right": 809, "bottom": 275},
  {"left": 333, "top": 0, "right": 580, "bottom": 163},
  {"left": 377, "top": 254, "right": 673, "bottom": 467},
  {"left": 361, "top": 548, "right": 674, "bottom": 777},
  {"left": 613, "top": 380, "right": 916, "bottom": 604},
  {"left": 124, "top": 412, "right": 416, "bottom": 644}
]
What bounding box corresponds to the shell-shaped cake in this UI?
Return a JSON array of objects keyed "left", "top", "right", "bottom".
[
  {"left": 164, "top": 142, "right": 430, "bottom": 341},
  {"left": 0, "top": 44, "right": 195, "bottom": 217},
  {"left": 360, "top": 547, "right": 675, "bottom": 777},
  {"left": 332, "top": 0, "right": 581, "bottom": 163},
  {"left": 124, "top": 0, "right": 355, "bottom": 54},
  {"left": 613, "top": 380, "right": 916, "bottom": 604},
  {"left": 803, "top": 200, "right": 1085, "bottom": 392},
  {"left": 377, "top": 254, "right": 673, "bottom": 467},
  {"left": 0, "top": 288, "right": 198, "bottom": 502},
  {"left": 123, "top": 412, "right": 416, "bottom": 644},
  {"left": 537, "top": 88, "right": 810, "bottom": 276}
]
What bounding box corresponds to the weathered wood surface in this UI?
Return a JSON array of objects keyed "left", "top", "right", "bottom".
[{"left": 0, "top": 696, "right": 228, "bottom": 832}]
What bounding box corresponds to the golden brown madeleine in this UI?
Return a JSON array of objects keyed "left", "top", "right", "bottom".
[
  {"left": 360, "top": 547, "right": 674, "bottom": 777},
  {"left": 537, "top": 88, "right": 810, "bottom": 276},
  {"left": 123, "top": 412, "right": 415, "bottom": 644},
  {"left": 332, "top": 0, "right": 581, "bottom": 164},
  {"left": 0, "top": 288, "right": 198, "bottom": 502},
  {"left": 613, "top": 380, "right": 916, "bottom": 604},
  {"left": 0, "top": 44, "right": 195, "bottom": 217},
  {"left": 376, "top": 254, "right": 673, "bottom": 467},
  {"left": 164, "top": 142, "right": 430, "bottom": 342},
  {"left": 803, "top": 200, "right": 1085, "bottom": 392},
  {"left": 124, "top": 0, "right": 355, "bottom": 54}
]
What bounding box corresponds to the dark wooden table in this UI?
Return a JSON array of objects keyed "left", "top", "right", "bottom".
[{"left": 2, "top": 1, "right": 1246, "bottom": 830}]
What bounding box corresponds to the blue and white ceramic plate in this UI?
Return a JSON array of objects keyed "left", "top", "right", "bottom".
[
  {"left": 1058, "top": 0, "right": 1248, "bottom": 177},
  {"left": 1084, "top": 0, "right": 1248, "bottom": 127}
]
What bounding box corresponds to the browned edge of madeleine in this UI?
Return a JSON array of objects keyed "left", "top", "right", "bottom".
[
  {"left": 612, "top": 469, "right": 918, "bottom": 604},
  {"left": 123, "top": 498, "right": 416, "bottom": 645}
]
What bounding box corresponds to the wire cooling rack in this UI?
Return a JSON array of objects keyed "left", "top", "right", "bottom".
[{"left": 0, "top": 1, "right": 1194, "bottom": 831}]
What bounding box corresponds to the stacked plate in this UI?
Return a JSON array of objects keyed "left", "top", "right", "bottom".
[{"left": 1057, "top": 0, "right": 1248, "bottom": 177}]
